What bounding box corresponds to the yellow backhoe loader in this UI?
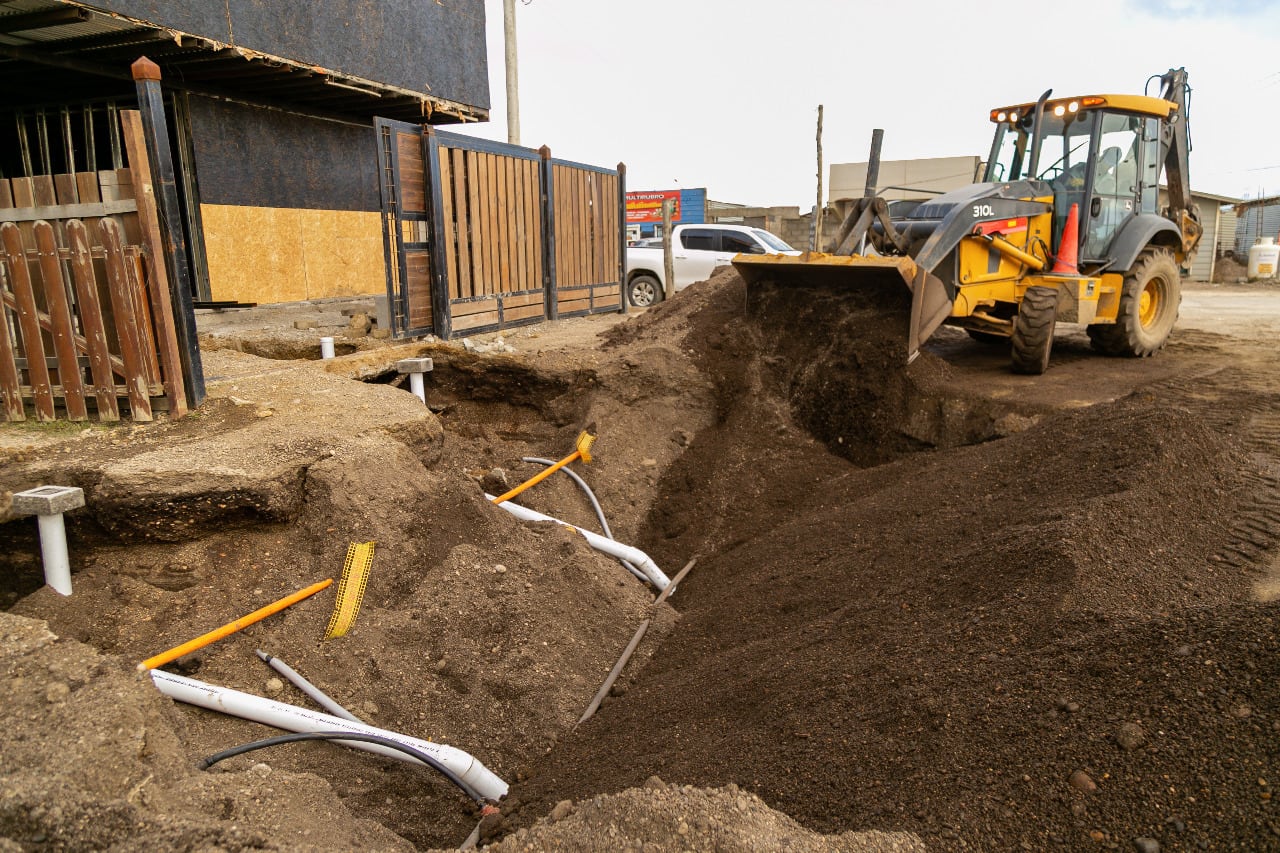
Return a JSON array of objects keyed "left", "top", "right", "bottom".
[{"left": 733, "top": 68, "right": 1202, "bottom": 374}]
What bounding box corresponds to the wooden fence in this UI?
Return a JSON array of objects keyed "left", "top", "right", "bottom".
[
  {"left": 377, "top": 118, "right": 625, "bottom": 339},
  {"left": 0, "top": 110, "right": 187, "bottom": 422}
]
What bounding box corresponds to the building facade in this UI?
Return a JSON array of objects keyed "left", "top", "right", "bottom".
[
  {"left": 625, "top": 187, "right": 706, "bottom": 240},
  {"left": 1, "top": 0, "right": 489, "bottom": 304}
]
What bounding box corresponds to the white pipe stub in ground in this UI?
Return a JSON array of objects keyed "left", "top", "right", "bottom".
[
  {"left": 149, "top": 670, "right": 508, "bottom": 801},
  {"left": 320, "top": 336, "right": 336, "bottom": 359},
  {"left": 11, "top": 485, "right": 85, "bottom": 596},
  {"left": 486, "top": 494, "right": 671, "bottom": 590},
  {"left": 396, "top": 357, "right": 433, "bottom": 404}
]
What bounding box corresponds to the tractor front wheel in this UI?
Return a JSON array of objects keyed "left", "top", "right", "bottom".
[{"left": 1010, "top": 285, "right": 1059, "bottom": 375}]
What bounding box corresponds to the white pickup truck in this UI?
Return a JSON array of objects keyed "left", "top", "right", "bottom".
[{"left": 625, "top": 223, "right": 799, "bottom": 307}]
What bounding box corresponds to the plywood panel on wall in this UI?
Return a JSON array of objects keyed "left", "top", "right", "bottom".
[{"left": 201, "top": 204, "right": 385, "bottom": 303}]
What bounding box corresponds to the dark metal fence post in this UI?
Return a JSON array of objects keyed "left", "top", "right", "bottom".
[
  {"left": 617, "top": 162, "right": 627, "bottom": 314},
  {"left": 422, "top": 125, "right": 452, "bottom": 339},
  {"left": 131, "top": 56, "right": 204, "bottom": 407},
  {"left": 540, "top": 145, "right": 558, "bottom": 321}
]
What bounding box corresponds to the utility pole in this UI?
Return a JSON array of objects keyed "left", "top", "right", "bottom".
[
  {"left": 503, "top": 0, "right": 521, "bottom": 145},
  {"left": 811, "top": 104, "right": 824, "bottom": 252}
]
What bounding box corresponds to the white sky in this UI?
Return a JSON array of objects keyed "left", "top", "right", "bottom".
[{"left": 455, "top": 0, "right": 1280, "bottom": 207}]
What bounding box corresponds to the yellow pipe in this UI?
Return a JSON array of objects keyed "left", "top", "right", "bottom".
[
  {"left": 979, "top": 234, "right": 1046, "bottom": 270},
  {"left": 490, "top": 428, "right": 596, "bottom": 506},
  {"left": 138, "top": 578, "right": 333, "bottom": 672}
]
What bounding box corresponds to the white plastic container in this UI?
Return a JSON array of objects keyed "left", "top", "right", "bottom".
[{"left": 1247, "top": 238, "right": 1280, "bottom": 280}]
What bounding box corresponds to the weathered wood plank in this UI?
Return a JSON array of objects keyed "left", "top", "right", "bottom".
[
  {"left": 66, "top": 220, "right": 119, "bottom": 421},
  {"left": 0, "top": 222, "right": 55, "bottom": 420},
  {"left": 127, "top": 248, "right": 161, "bottom": 385},
  {"left": 397, "top": 130, "right": 426, "bottom": 213},
  {"left": 99, "top": 218, "right": 152, "bottom": 421},
  {"left": 497, "top": 155, "right": 510, "bottom": 293},
  {"left": 488, "top": 155, "right": 500, "bottom": 296},
  {"left": 0, "top": 199, "right": 139, "bottom": 223},
  {"left": 120, "top": 109, "right": 188, "bottom": 417},
  {"left": 53, "top": 173, "right": 80, "bottom": 205},
  {"left": 450, "top": 148, "right": 472, "bottom": 301},
  {"left": 33, "top": 221, "right": 88, "bottom": 420},
  {"left": 529, "top": 161, "right": 544, "bottom": 291},
  {"left": 75, "top": 172, "right": 100, "bottom": 204},
  {"left": 438, "top": 145, "right": 458, "bottom": 302},
  {"left": 0, "top": 235, "right": 25, "bottom": 421},
  {"left": 0, "top": 179, "right": 12, "bottom": 209},
  {"left": 513, "top": 160, "right": 527, "bottom": 293},
  {"left": 506, "top": 156, "right": 519, "bottom": 293},
  {"left": 473, "top": 153, "right": 486, "bottom": 295}
]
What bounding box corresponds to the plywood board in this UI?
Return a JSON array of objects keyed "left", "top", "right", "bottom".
[{"left": 201, "top": 205, "right": 385, "bottom": 303}]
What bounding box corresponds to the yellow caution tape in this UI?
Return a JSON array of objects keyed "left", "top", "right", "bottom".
[{"left": 324, "top": 541, "right": 375, "bottom": 640}]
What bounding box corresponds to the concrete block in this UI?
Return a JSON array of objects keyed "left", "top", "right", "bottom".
[
  {"left": 374, "top": 295, "right": 391, "bottom": 330},
  {"left": 396, "top": 357, "right": 434, "bottom": 374},
  {"left": 12, "top": 485, "right": 85, "bottom": 516}
]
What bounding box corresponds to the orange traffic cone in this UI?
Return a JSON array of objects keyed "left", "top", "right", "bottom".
[{"left": 1051, "top": 203, "right": 1080, "bottom": 275}]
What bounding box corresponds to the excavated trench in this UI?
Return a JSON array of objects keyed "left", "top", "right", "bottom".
[{"left": 5, "top": 269, "right": 1278, "bottom": 850}]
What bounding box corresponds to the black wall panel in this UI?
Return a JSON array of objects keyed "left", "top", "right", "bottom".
[
  {"left": 83, "top": 0, "right": 489, "bottom": 109},
  {"left": 188, "top": 96, "right": 380, "bottom": 212}
]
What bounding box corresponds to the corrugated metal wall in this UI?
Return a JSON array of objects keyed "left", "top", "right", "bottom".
[{"left": 1234, "top": 201, "right": 1280, "bottom": 254}]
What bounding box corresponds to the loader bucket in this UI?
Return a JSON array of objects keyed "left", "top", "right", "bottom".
[{"left": 732, "top": 252, "right": 954, "bottom": 362}]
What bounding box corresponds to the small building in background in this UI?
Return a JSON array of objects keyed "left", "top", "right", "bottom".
[
  {"left": 828, "top": 156, "right": 983, "bottom": 219},
  {"left": 1157, "top": 188, "right": 1240, "bottom": 281},
  {"left": 1232, "top": 195, "right": 1280, "bottom": 255},
  {"left": 625, "top": 188, "right": 707, "bottom": 240}
]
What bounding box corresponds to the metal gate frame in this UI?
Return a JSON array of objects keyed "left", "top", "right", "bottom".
[{"left": 376, "top": 119, "right": 626, "bottom": 340}]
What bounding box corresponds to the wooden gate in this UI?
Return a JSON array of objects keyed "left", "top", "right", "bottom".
[
  {"left": 546, "top": 157, "right": 624, "bottom": 319},
  {"left": 376, "top": 119, "right": 625, "bottom": 339},
  {"left": 0, "top": 110, "right": 187, "bottom": 422}
]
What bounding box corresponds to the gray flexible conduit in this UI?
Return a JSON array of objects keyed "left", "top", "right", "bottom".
[{"left": 520, "top": 456, "right": 650, "bottom": 585}]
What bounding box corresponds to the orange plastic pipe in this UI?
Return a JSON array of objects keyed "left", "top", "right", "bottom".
[
  {"left": 137, "top": 578, "right": 333, "bottom": 672},
  {"left": 490, "top": 451, "right": 582, "bottom": 505}
]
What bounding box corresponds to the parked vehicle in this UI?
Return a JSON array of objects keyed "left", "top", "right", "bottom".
[{"left": 625, "top": 223, "right": 799, "bottom": 307}]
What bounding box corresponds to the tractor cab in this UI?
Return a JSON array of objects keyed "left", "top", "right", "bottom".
[{"left": 983, "top": 94, "right": 1174, "bottom": 270}]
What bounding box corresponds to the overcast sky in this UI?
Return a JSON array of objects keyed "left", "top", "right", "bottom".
[{"left": 455, "top": 0, "right": 1280, "bottom": 207}]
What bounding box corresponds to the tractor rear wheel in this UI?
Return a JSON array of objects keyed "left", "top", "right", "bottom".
[
  {"left": 1010, "top": 285, "right": 1059, "bottom": 375},
  {"left": 1087, "top": 247, "right": 1181, "bottom": 357}
]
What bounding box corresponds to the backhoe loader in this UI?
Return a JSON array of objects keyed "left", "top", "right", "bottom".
[{"left": 733, "top": 68, "right": 1201, "bottom": 374}]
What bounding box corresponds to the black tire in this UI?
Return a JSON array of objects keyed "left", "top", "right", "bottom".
[
  {"left": 1087, "top": 248, "right": 1181, "bottom": 357},
  {"left": 966, "top": 329, "right": 1008, "bottom": 346},
  {"left": 1010, "top": 285, "right": 1058, "bottom": 375},
  {"left": 627, "top": 274, "right": 663, "bottom": 308}
]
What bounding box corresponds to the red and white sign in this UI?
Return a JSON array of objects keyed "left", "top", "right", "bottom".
[{"left": 626, "top": 190, "right": 681, "bottom": 224}]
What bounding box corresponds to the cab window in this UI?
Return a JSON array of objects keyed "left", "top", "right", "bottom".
[
  {"left": 721, "top": 231, "right": 762, "bottom": 253},
  {"left": 680, "top": 229, "right": 718, "bottom": 251}
]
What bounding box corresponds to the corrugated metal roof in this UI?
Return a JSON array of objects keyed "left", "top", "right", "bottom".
[{"left": 0, "top": 0, "right": 484, "bottom": 123}]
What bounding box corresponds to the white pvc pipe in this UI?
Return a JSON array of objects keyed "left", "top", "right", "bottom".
[
  {"left": 150, "top": 670, "right": 508, "bottom": 801},
  {"left": 485, "top": 494, "right": 670, "bottom": 590},
  {"left": 256, "top": 650, "right": 361, "bottom": 723},
  {"left": 36, "top": 513, "right": 72, "bottom": 596},
  {"left": 319, "top": 336, "right": 335, "bottom": 359},
  {"left": 409, "top": 371, "right": 425, "bottom": 403}
]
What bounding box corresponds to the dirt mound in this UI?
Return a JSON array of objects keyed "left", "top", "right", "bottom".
[
  {"left": 503, "top": 269, "right": 1280, "bottom": 850},
  {"left": 483, "top": 778, "right": 923, "bottom": 852},
  {"left": 0, "top": 611, "right": 415, "bottom": 851},
  {"left": 5, "top": 359, "right": 682, "bottom": 849}
]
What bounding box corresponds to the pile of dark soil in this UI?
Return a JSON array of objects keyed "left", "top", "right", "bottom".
[{"left": 500, "top": 270, "right": 1280, "bottom": 850}]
